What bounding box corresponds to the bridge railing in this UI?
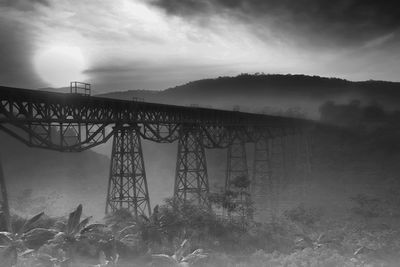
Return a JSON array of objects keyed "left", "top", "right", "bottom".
[{"left": 70, "top": 81, "right": 91, "bottom": 96}]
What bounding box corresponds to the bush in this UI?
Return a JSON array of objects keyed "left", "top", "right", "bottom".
[
  {"left": 284, "top": 204, "right": 323, "bottom": 226},
  {"left": 104, "top": 208, "right": 135, "bottom": 232},
  {"left": 350, "top": 194, "right": 381, "bottom": 218},
  {"left": 202, "top": 248, "right": 357, "bottom": 267}
]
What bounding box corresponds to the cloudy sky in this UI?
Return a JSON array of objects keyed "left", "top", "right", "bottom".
[{"left": 1, "top": 0, "right": 400, "bottom": 93}]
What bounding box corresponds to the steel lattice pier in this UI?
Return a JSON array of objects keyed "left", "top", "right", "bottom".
[{"left": 0, "top": 86, "right": 315, "bottom": 219}]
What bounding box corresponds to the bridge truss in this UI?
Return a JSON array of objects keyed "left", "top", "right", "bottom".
[{"left": 0, "top": 86, "right": 314, "bottom": 220}]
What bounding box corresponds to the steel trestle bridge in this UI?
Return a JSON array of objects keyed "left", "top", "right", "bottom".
[{"left": 0, "top": 86, "right": 314, "bottom": 219}]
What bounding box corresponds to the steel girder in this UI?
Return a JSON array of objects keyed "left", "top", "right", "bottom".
[
  {"left": 0, "top": 87, "right": 307, "bottom": 151},
  {"left": 0, "top": 86, "right": 292, "bottom": 126},
  {"left": 0, "top": 122, "right": 113, "bottom": 152}
]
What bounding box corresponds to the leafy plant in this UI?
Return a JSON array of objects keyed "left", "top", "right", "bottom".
[
  {"left": 0, "top": 212, "right": 56, "bottom": 266},
  {"left": 104, "top": 208, "right": 135, "bottom": 233},
  {"left": 48, "top": 204, "right": 109, "bottom": 265},
  {"left": 151, "top": 239, "right": 208, "bottom": 267}
]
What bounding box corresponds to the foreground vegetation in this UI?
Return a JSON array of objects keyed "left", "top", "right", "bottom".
[{"left": 1, "top": 193, "right": 400, "bottom": 267}]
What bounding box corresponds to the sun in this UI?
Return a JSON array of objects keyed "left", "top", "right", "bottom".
[{"left": 34, "top": 45, "right": 87, "bottom": 88}]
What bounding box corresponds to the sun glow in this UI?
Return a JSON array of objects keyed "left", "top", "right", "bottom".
[{"left": 34, "top": 45, "right": 87, "bottom": 88}]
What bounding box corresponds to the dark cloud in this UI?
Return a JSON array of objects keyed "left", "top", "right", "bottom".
[
  {"left": 0, "top": 0, "right": 51, "bottom": 88},
  {"left": 0, "top": 0, "right": 50, "bottom": 11},
  {"left": 0, "top": 16, "right": 45, "bottom": 88},
  {"left": 152, "top": 0, "right": 400, "bottom": 47}
]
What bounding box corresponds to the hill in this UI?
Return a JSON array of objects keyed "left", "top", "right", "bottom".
[{"left": 97, "top": 74, "right": 400, "bottom": 118}]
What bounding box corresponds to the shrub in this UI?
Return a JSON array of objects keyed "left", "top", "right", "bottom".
[
  {"left": 284, "top": 204, "right": 323, "bottom": 226},
  {"left": 350, "top": 194, "right": 381, "bottom": 218},
  {"left": 202, "top": 248, "right": 357, "bottom": 267}
]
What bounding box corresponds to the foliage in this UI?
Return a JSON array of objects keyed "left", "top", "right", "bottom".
[
  {"left": 103, "top": 206, "right": 167, "bottom": 259},
  {"left": 284, "top": 204, "right": 323, "bottom": 226},
  {"left": 156, "top": 199, "right": 216, "bottom": 247},
  {"left": 187, "top": 248, "right": 357, "bottom": 267},
  {"left": 231, "top": 175, "right": 251, "bottom": 189},
  {"left": 137, "top": 198, "right": 258, "bottom": 254},
  {"left": 0, "top": 211, "right": 56, "bottom": 267},
  {"left": 6, "top": 198, "right": 400, "bottom": 267},
  {"left": 46, "top": 204, "right": 112, "bottom": 265},
  {"left": 210, "top": 176, "right": 254, "bottom": 222},
  {"left": 247, "top": 248, "right": 356, "bottom": 267},
  {"left": 151, "top": 239, "right": 208, "bottom": 267},
  {"left": 136, "top": 205, "right": 164, "bottom": 246},
  {"left": 350, "top": 194, "right": 381, "bottom": 218},
  {"left": 104, "top": 208, "right": 135, "bottom": 233}
]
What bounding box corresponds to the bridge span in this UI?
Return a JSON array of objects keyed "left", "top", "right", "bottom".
[{"left": 0, "top": 86, "right": 314, "bottom": 219}]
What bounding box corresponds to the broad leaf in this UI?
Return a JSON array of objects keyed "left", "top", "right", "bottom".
[
  {"left": 173, "top": 239, "right": 189, "bottom": 262},
  {"left": 19, "top": 212, "right": 44, "bottom": 234},
  {"left": 117, "top": 224, "right": 137, "bottom": 238},
  {"left": 74, "top": 216, "right": 91, "bottom": 235},
  {"left": 151, "top": 254, "right": 177, "bottom": 265},
  {"left": 80, "top": 223, "right": 108, "bottom": 235},
  {"left": 182, "top": 249, "right": 208, "bottom": 264},
  {"left": 66, "top": 204, "right": 82, "bottom": 235},
  {"left": 18, "top": 249, "right": 35, "bottom": 257},
  {"left": 0, "top": 232, "right": 13, "bottom": 244},
  {"left": 22, "top": 228, "right": 57, "bottom": 250},
  {"left": 49, "top": 232, "right": 68, "bottom": 246}
]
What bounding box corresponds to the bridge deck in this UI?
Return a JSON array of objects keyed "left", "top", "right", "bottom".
[{"left": 0, "top": 86, "right": 308, "bottom": 127}]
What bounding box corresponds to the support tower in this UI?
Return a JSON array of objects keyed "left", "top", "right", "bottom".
[
  {"left": 0, "top": 158, "right": 11, "bottom": 231},
  {"left": 225, "top": 134, "right": 251, "bottom": 218},
  {"left": 106, "top": 125, "right": 151, "bottom": 217},
  {"left": 174, "top": 124, "right": 209, "bottom": 206},
  {"left": 252, "top": 132, "right": 272, "bottom": 221}
]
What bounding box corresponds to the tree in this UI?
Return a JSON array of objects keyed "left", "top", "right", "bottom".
[
  {"left": 48, "top": 204, "right": 110, "bottom": 265},
  {"left": 230, "top": 175, "right": 254, "bottom": 226}
]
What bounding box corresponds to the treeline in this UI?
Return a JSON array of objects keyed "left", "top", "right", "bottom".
[
  {"left": 319, "top": 100, "right": 400, "bottom": 128},
  {"left": 318, "top": 99, "right": 400, "bottom": 155}
]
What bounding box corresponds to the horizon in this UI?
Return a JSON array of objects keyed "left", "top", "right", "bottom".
[{"left": 32, "top": 73, "right": 400, "bottom": 94}]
